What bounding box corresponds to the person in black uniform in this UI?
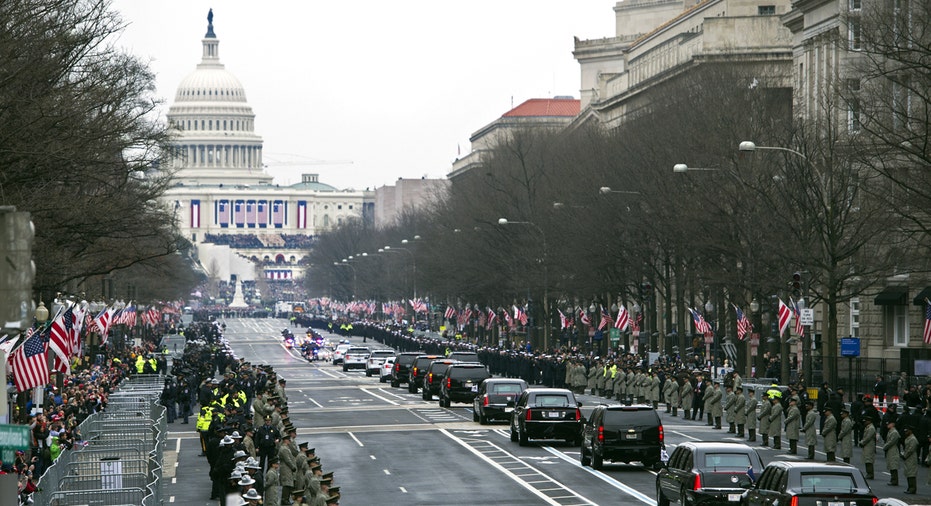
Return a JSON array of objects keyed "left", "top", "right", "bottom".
[
  {"left": 693, "top": 374, "right": 708, "bottom": 422},
  {"left": 255, "top": 415, "right": 281, "bottom": 472}
]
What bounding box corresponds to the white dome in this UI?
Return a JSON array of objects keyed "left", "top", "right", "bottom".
[{"left": 175, "top": 68, "right": 247, "bottom": 103}]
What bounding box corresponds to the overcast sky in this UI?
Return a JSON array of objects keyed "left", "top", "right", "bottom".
[{"left": 111, "top": 1, "right": 615, "bottom": 190}]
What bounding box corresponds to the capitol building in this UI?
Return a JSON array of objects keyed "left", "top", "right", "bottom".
[{"left": 161, "top": 13, "right": 373, "bottom": 288}]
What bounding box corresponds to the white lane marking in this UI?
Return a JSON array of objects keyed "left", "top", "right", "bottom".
[
  {"left": 399, "top": 487, "right": 408, "bottom": 493},
  {"left": 439, "top": 428, "right": 587, "bottom": 506},
  {"left": 376, "top": 388, "right": 410, "bottom": 400},
  {"left": 361, "top": 388, "right": 400, "bottom": 406},
  {"left": 348, "top": 432, "right": 364, "bottom": 447},
  {"left": 671, "top": 430, "right": 701, "bottom": 441},
  {"left": 384, "top": 469, "right": 391, "bottom": 475},
  {"left": 175, "top": 438, "right": 181, "bottom": 452},
  {"left": 315, "top": 367, "right": 342, "bottom": 379},
  {"left": 370, "top": 455, "right": 377, "bottom": 460},
  {"left": 170, "top": 496, "right": 175, "bottom": 503},
  {"left": 307, "top": 397, "right": 324, "bottom": 408},
  {"left": 542, "top": 446, "right": 657, "bottom": 505}
]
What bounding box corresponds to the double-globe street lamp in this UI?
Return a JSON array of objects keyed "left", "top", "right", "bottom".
[{"left": 498, "top": 218, "right": 550, "bottom": 352}]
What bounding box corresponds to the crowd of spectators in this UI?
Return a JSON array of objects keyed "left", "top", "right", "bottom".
[{"left": 204, "top": 234, "right": 265, "bottom": 249}]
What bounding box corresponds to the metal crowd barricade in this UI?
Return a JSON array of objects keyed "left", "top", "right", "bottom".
[{"left": 31, "top": 373, "right": 168, "bottom": 506}]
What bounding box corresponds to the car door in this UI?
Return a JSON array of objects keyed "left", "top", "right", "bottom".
[
  {"left": 583, "top": 407, "right": 602, "bottom": 453},
  {"left": 473, "top": 381, "right": 487, "bottom": 415},
  {"left": 748, "top": 468, "right": 784, "bottom": 506},
  {"left": 670, "top": 446, "right": 693, "bottom": 501},
  {"left": 659, "top": 446, "right": 684, "bottom": 501},
  {"left": 512, "top": 392, "right": 529, "bottom": 432}
]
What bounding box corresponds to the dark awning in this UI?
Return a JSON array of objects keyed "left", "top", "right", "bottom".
[
  {"left": 873, "top": 286, "right": 908, "bottom": 306},
  {"left": 913, "top": 286, "right": 931, "bottom": 306}
]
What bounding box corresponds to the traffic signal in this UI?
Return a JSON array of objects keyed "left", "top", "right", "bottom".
[
  {"left": 791, "top": 272, "right": 802, "bottom": 295},
  {"left": 0, "top": 209, "right": 35, "bottom": 330}
]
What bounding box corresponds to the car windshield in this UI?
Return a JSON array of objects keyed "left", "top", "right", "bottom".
[
  {"left": 604, "top": 410, "right": 656, "bottom": 426},
  {"left": 535, "top": 395, "right": 570, "bottom": 407},
  {"left": 492, "top": 384, "right": 523, "bottom": 394},
  {"left": 702, "top": 453, "right": 752, "bottom": 470},
  {"left": 799, "top": 473, "right": 857, "bottom": 492},
  {"left": 453, "top": 368, "right": 489, "bottom": 381}
]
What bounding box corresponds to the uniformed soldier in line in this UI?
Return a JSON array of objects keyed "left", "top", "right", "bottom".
[
  {"left": 704, "top": 382, "right": 716, "bottom": 426},
  {"left": 802, "top": 400, "right": 818, "bottom": 460},
  {"left": 680, "top": 376, "right": 693, "bottom": 420},
  {"left": 724, "top": 385, "right": 737, "bottom": 433},
  {"left": 903, "top": 425, "right": 918, "bottom": 494},
  {"left": 859, "top": 416, "right": 877, "bottom": 479},
  {"left": 734, "top": 387, "right": 747, "bottom": 438},
  {"left": 667, "top": 377, "right": 680, "bottom": 417},
  {"left": 278, "top": 432, "right": 297, "bottom": 502},
  {"left": 769, "top": 396, "right": 784, "bottom": 450},
  {"left": 758, "top": 392, "right": 772, "bottom": 447},
  {"left": 649, "top": 371, "right": 661, "bottom": 409},
  {"left": 884, "top": 419, "right": 901, "bottom": 486},
  {"left": 596, "top": 361, "right": 607, "bottom": 397},
  {"left": 822, "top": 406, "right": 838, "bottom": 462},
  {"left": 587, "top": 362, "right": 599, "bottom": 396},
  {"left": 784, "top": 397, "right": 801, "bottom": 455},
  {"left": 838, "top": 408, "right": 855, "bottom": 464},
  {"left": 265, "top": 457, "right": 281, "bottom": 506},
  {"left": 710, "top": 381, "right": 724, "bottom": 430},
  {"left": 745, "top": 387, "right": 758, "bottom": 441}
]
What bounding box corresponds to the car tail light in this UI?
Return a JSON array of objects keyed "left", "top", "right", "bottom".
[
  {"left": 412, "top": 367, "right": 418, "bottom": 377},
  {"left": 693, "top": 474, "right": 702, "bottom": 491},
  {"left": 597, "top": 425, "right": 604, "bottom": 443},
  {"left": 483, "top": 395, "right": 489, "bottom": 407},
  {"left": 871, "top": 498, "right": 878, "bottom": 506},
  {"left": 575, "top": 408, "right": 582, "bottom": 421},
  {"left": 789, "top": 497, "right": 797, "bottom": 506},
  {"left": 394, "top": 363, "right": 400, "bottom": 372},
  {"left": 446, "top": 377, "right": 452, "bottom": 388},
  {"left": 427, "top": 373, "right": 433, "bottom": 384},
  {"left": 659, "top": 425, "right": 664, "bottom": 443},
  {"left": 526, "top": 408, "right": 533, "bottom": 421}
]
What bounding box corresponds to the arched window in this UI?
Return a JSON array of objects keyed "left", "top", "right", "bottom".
[
  {"left": 275, "top": 254, "right": 285, "bottom": 264},
  {"left": 289, "top": 255, "right": 296, "bottom": 263}
]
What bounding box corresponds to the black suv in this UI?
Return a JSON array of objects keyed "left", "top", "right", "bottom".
[
  {"left": 581, "top": 404, "right": 664, "bottom": 469},
  {"left": 390, "top": 352, "right": 423, "bottom": 388},
  {"left": 439, "top": 363, "right": 491, "bottom": 407},
  {"left": 656, "top": 442, "right": 763, "bottom": 506},
  {"left": 510, "top": 388, "right": 583, "bottom": 446},
  {"left": 408, "top": 354, "right": 443, "bottom": 393},
  {"left": 422, "top": 359, "right": 458, "bottom": 401}
]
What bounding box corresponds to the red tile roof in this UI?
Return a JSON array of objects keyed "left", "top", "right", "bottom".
[{"left": 502, "top": 98, "right": 580, "bottom": 118}]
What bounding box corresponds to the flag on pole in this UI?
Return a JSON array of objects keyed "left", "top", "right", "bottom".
[
  {"left": 923, "top": 299, "right": 931, "bottom": 345},
  {"left": 598, "top": 305, "right": 611, "bottom": 330},
  {"left": 689, "top": 308, "right": 712, "bottom": 334},
  {"left": 514, "top": 305, "right": 528, "bottom": 326},
  {"left": 11, "top": 327, "right": 50, "bottom": 392},
  {"left": 614, "top": 305, "right": 630, "bottom": 331},
  {"left": 94, "top": 307, "right": 115, "bottom": 344},
  {"left": 734, "top": 304, "right": 753, "bottom": 341},
  {"left": 792, "top": 299, "right": 805, "bottom": 337},
  {"left": 578, "top": 307, "right": 591, "bottom": 326},
  {"left": 48, "top": 305, "right": 73, "bottom": 374},
  {"left": 486, "top": 307, "right": 497, "bottom": 330},
  {"left": 558, "top": 309, "right": 569, "bottom": 329},
  {"left": 631, "top": 312, "right": 642, "bottom": 334},
  {"left": 777, "top": 299, "right": 793, "bottom": 338},
  {"left": 444, "top": 306, "right": 457, "bottom": 320}
]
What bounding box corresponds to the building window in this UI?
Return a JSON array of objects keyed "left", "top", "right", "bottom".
[
  {"left": 758, "top": 5, "right": 776, "bottom": 15},
  {"left": 349, "top": 205, "right": 353, "bottom": 210},
  {"left": 338, "top": 205, "right": 343, "bottom": 210},
  {"left": 849, "top": 297, "right": 860, "bottom": 338},
  {"left": 848, "top": 17, "right": 861, "bottom": 50},
  {"left": 849, "top": 0, "right": 861, "bottom": 11},
  {"left": 847, "top": 78, "right": 861, "bottom": 133},
  {"left": 893, "top": 304, "right": 909, "bottom": 346}
]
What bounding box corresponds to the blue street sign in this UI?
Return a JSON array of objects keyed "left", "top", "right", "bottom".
[{"left": 840, "top": 337, "right": 860, "bottom": 357}]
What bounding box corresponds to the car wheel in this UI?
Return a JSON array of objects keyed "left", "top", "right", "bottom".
[
  {"left": 592, "top": 450, "right": 603, "bottom": 470},
  {"left": 365, "top": 370, "right": 372, "bottom": 377},
  {"left": 518, "top": 425, "right": 529, "bottom": 447},
  {"left": 580, "top": 445, "right": 591, "bottom": 467},
  {"left": 657, "top": 486, "right": 670, "bottom": 506},
  {"left": 408, "top": 384, "right": 417, "bottom": 394},
  {"left": 391, "top": 380, "right": 399, "bottom": 388},
  {"left": 473, "top": 410, "right": 479, "bottom": 422},
  {"left": 423, "top": 390, "right": 430, "bottom": 401},
  {"left": 379, "top": 377, "right": 386, "bottom": 383},
  {"left": 510, "top": 426, "right": 518, "bottom": 442},
  {"left": 479, "top": 413, "right": 487, "bottom": 425},
  {"left": 342, "top": 365, "right": 348, "bottom": 372},
  {"left": 681, "top": 487, "right": 691, "bottom": 506}
]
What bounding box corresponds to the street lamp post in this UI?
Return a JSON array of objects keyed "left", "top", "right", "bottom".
[
  {"left": 498, "top": 218, "right": 550, "bottom": 352},
  {"left": 334, "top": 260, "right": 356, "bottom": 299},
  {"left": 705, "top": 300, "right": 716, "bottom": 377},
  {"left": 385, "top": 243, "right": 417, "bottom": 299}
]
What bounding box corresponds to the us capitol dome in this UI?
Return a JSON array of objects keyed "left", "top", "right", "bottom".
[{"left": 160, "top": 10, "right": 372, "bottom": 288}]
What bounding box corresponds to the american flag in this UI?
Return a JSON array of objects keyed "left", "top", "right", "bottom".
[
  {"left": 733, "top": 304, "right": 753, "bottom": 341},
  {"left": 119, "top": 303, "right": 137, "bottom": 328},
  {"left": 598, "top": 305, "right": 612, "bottom": 330},
  {"left": 792, "top": 299, "right": 805, "bottom": 337},
  {"left": 11, "top": 327, "right": 49, "bottom": 392},
  {"left": 218, "top": 201, "right": 230, "bottom": 226},
  {"left": 234, "top": 200, "right": 245, "bottom": 226},
  {"left": 578, "top": 307, "right": 591, "bottom": 326},
  {"left": 458, "top": 308, "right": 473, "bottom": 326},
  {"left": 272, "top": 200, "right": 284, "bottom": 227},
  {"left": 614, "top": 305, "right": 630, "bottom": 331},
  {"left": 93, "top": 307, "right": 114, "bottom": 344},
  {"left": 409, "top": 299, "right": 428, "bottom": 313},
  {"left": 257, "top": 201, "right": 268, "bottom": 227},
  {"left": 48, "top": 306, "right": 73, "bottom": 374},
  {"left": 923, "top": 300, "right": 931, "bottom": 345},
  {"left": 485, "top": 307, "right": 497, "bottom": 330},
  {"left": 777, "top": 299, "right": 793, "bottom": 337},
  {"left": 558, "top": 309, "right": 569, "bottom": 329},
  {"left": 478, "top": 311, "right": 487, "bottom": 328},
  {"left": 505, "top": 311, "right": 515, "bottom": 328},
  {"left": 444, "top": 306, "right": 457, "bottom": 320},
  {"left": 70, "top": 305, "right": 85, "bottom": 358},
  {"left": 631, "top": 312, "right": 643, "bottom": 333},
  {"left": 689, "top": 308, "right": 712, "bottom": 334},
  {"left": 514, "top": 305, "right": 528, "bottom": 326}
]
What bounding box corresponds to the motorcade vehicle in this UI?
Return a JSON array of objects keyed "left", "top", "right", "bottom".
[
  {"left": 332, "top": 343, "right": 352, "bottom": 365},
  {"left": 408, "top": 354, "right": 443, "bottom": 394},
  {"left": 473, "top": 378, "right": 528, "bottom": 424},
  {"left": 582, "top": 404, "right": 666, "bottom": 470},
  {"left": 366, "top": 349, "right": 396, "bottom": 377},
  {"left": 422, "top": 359, "right": 458, "bottom": 400},
  {"left": 447, "top": 351, "right": 481, "bottom": 364},
  {"left": 342, "top": 347, "right": 371, "bottom": 372},
  {"left": 440, "top": 363, "right": 492, "bottom": 407},
  {"left": 391, "top": 352, "right": 424, "bottom": 388},
  {"left": 656, "top": 442, "right": 763, "bottom": 506},
  {"left": 741, "top": 461, "right": 876, "bottom": 506},
  {"left": 509, "top": 388, "right": 582, "bottom": 446},
  {"left": 380, "top": 357, "right": 396, "bottom": 383}
]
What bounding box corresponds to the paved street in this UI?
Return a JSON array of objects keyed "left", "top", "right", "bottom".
[{"left": 164, "top": 318, "right": 931, "bottom": 505}]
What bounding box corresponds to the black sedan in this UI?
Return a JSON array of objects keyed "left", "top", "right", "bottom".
[
  {"left": 473, "top": 378, "right": 528, "bottom": 424},
  {"left": 657, "top": 442, "right": 763, "bottom": 506},
  {"left": 510, "top": 388, "right": 582, "bottom": 446},
  {"left": 742, "top": 461, "right": 876, "bottom": 506}
]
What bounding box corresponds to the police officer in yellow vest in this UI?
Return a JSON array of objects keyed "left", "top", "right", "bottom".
[
  {"left": 135, "top": 355, "right": 145, "bottom": 373},
  {"left": 196, "top": 406, "right": 213, "bottom": 455}
]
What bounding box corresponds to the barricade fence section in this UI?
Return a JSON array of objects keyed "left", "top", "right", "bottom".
[{"left": 32, "top": 374, "right": 167, "bottom": 506}]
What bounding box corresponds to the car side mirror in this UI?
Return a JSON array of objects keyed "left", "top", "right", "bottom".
[{"left": 577, "top": 401, "right": 583, "bottom": 408}]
